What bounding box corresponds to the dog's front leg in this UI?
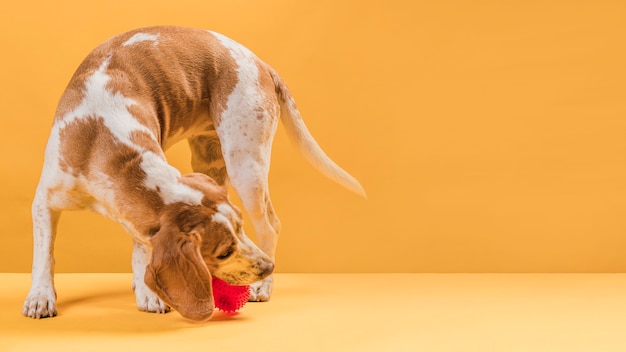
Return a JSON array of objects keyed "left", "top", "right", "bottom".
[
  {"left": 132, "top": 241, "right": 170, "bottom": 314},
  {"left": 23, "top": 195, "right": 60, "bottom": 318}
]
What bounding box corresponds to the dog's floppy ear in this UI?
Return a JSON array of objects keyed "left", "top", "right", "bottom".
[{"left": 144, "top": 221, "right": 214, "bottom": 321}]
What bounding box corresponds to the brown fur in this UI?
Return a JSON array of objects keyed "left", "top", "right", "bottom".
[{"left": 144, "top": 208, "right": 215, "bottom": 321}]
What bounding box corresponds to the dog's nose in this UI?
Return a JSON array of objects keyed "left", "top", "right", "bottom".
[{"left": 260, "top": 262, "right": 274, "bottom": 278}]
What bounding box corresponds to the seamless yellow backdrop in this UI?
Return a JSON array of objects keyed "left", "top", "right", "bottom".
[{"left": 1, "top": 0, "right": 625, "bottom": 273}]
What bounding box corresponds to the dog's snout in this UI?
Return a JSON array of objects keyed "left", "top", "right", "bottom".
[{"left": 260, "top": 261, "right": 274, "bottom": 279}]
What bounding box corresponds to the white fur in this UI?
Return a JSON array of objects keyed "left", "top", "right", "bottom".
[
  {"left": 216, "top": 203, "right": 238, "bottom": 222},
  {"left": 212, "top": 212, "right": 234, "bottom": 232},
  {"left": 123, "top": 32, "right": 160, "bottom": 47},
  {"left": 59, "top": 57, "right": 155, "bottom": 146},
  {"left": 140, "top": 152, "right": 204, "bottom": 205}
]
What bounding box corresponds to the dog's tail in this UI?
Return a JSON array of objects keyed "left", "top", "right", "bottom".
[{"left": 270, "top": 69, "right": 366, "bottom": 198}]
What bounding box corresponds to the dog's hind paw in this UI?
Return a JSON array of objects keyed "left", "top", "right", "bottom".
[{"left": 249, "top": 275, "right": 273, "bottom": 302}]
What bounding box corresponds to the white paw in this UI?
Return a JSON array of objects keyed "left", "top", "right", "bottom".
[
  {"left": 23, "top": 289, "right": 57, "bottom": 319},
  {"left": 249, "top": 275, "right": 274, "bottom": 302},
  {"left": 134, "top": 284, "right": 170, "bottom": 314}
]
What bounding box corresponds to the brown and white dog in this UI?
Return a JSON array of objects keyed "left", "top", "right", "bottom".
[{"left": 23, "top": 26, "right": 365, "bottom": 321}]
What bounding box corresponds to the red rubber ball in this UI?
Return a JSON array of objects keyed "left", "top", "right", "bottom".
[{"left": 212, "top": 277, "right": 250, "bottom": 314}]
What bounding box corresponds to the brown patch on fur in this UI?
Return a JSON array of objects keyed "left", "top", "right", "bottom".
[
  {"left": 256, "top": 61, "right": 281, "bottom": 121},
  {"left": 205, "top": 32, "right": 239, "bottom": 127},
  {"left": 58, "top": 116, "right": 109, "bottom": 176},
  {"left": 111, "top": 147, "right": 164, "bottom": 233},
  {"left": 54, "top": 87, "right": 86, "bottom": 121},
  {"left": 127, "top": 103, "right": 161, "bottom": 145},
  {"left": 129, "top": 130, "right": 162, "bottom": 156}
]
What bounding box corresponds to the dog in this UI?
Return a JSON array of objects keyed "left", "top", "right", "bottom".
[{"left": 22, "top": 26, "right": 365, "bottom": 321}]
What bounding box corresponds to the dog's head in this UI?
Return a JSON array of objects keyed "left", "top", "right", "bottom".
[{"left": 144, "top": 173, "right": 274, "bottom": 321}]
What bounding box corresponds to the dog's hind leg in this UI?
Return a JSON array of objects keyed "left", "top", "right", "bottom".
[
  {"left": 189, "top": 130, "right": 281, "bottom": 301},
  {"left": 224, "top": 146, "right": 281, "bottom": 302},
  {"left": 213, "top": 93, "right": 282, "bottom": 301},
  {"left": 188, "top": 134, "right": 229, "bottom": 187}
]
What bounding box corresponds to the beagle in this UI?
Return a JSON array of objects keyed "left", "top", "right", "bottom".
[{"left": 23, "top": 26, "right": 365, "bottom": 321}]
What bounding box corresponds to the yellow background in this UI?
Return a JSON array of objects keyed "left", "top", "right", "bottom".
[{"left": 1, "top": 0, "right": 625, "bottom": 273}]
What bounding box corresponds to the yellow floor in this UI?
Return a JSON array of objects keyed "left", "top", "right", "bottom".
[{"left": 2, "top": 274, "right": 626, "bottom": 351}]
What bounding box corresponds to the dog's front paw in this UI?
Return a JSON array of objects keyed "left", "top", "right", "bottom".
[
  {"left": 134, "top": 284, "right": 170, "bottom": 314},
  {"left": 23, "top": 290, "right": 57, "bottom": 319},
  {"left": 249, "top": 275, "right": 274, "bottom": 302}
]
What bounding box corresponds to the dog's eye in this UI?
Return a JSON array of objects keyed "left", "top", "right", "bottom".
[{"left": 217, "top": 248, "right": 233, "bottom": 260}]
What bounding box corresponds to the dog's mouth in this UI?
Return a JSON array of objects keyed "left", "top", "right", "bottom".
[{"left": 213, "top": 261, "right": 274, "bottom": 286}]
